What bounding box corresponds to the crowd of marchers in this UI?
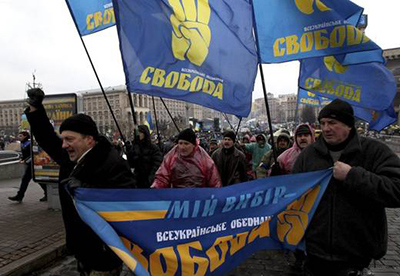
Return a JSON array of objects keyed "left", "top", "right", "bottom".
[{"left": 9, "top": 88, "right": 400, "bottom": 276}]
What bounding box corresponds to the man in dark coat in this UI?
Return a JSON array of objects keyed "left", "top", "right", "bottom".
[
  {"left": 212, "top": 130, "right": 248, "bottom": 186},
  {"left": 293, "top": 99, "right": 400, "bottom": 276},
  {"left": 8, "top": 131, "right": 47, "bottom": 202},
  {"left": 25, "top": 88, "right": 136, "bottom": 275},
  {"left": 126, "top": 125, "right": 163, "bottom": 188}
]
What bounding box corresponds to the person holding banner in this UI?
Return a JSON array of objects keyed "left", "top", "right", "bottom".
[
  {"left": 151, "top": 128, "right": 221, "bottom": 188},
  {"left": 293, "top": 99, "right": 400, "bottom": 276},
  {"left": 24, "top": 88, "right": 136, "bottom": 276}
]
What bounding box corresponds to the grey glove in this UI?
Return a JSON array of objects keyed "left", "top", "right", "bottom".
[{"left": 27, "top": 88, "right": 45, "bottom": 108}]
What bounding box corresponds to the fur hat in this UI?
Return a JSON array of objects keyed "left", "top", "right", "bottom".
[
  {"left": 177, "top": 128, "right": 196, "bottom": 145},
  {"left": 60, "top": 114, "right": 99, "bottom": 139},
  {"left": 223, "top": 130, "right": 236, "bottom": 142},
  {"left": 318, "top": 99, "right": 355, "bottom": 127}
]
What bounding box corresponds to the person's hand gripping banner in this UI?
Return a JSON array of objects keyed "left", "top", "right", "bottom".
[
  {"left": 277, "top": 186, "right": 321, "bottom": 245},
  {"left": 169, "top": 0, "right": 211, "bottom": 66}
]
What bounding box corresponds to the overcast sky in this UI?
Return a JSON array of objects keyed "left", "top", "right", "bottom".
[{"left": 1, "top": 0, "right": 399, "bottom": 103}]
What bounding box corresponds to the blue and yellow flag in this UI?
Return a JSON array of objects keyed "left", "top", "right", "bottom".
[
  {"left": 75, "top": 169, "right": 332, "bottom": 275},
  {"left": 297, "top": 89, "right": 397, "bottom": 131},
  {"left": 252, "top": 0, "right": 381, "bottom": 63},
  {"left": 298, "top": 55, "right": 397, "bottom": 111},
  {"left": 65, "top": 0, "right": 115, "bottom": 36},
  {"left": 112, "top": 0, "right": 258, "bottom": 117}
]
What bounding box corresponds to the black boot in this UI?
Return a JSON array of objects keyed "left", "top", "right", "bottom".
[
  {"left": 39, "top": 195, "right": 47, "bottom": 202},
  {"left": 8, "top": 195, "right": 23, "bottom": 202}
]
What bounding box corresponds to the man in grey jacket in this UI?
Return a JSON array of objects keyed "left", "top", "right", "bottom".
[{"left": 293, "top": 99, "right": 400, "bottom": 276}]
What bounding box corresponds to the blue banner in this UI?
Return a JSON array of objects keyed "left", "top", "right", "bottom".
[
  {"left": 75, "top": 169, "right": 332, "bottom": 275},
  {"left": 252, "top": 0, "right": 381, "bottom": 63},
  {"left": 65, "top": 0, "right": 115, "bottom": 36},
  {"left": 299, "top": 55, "right": 397, "bottom": 111},
  {"left": 298, "top": 89, "right": 397, "bottom": 131},
  {"left": 112, "top": 0, "right": 258, "bottom": 117}
]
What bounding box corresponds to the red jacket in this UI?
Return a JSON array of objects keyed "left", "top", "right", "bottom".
[{"left": 151, "top": 143, "right": 222, "bottom": 188}]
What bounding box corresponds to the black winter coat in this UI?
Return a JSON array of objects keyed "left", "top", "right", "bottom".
[
  {"left": 127, "top": 125, "right": 162, "bottom": 188},
  {"left": 26, "top": 106, "right": 136, "bottom": 271},
  {"left": 293, "top": 133, "right": 400, "bottom": 262},
  {"left": 211, "top": 147, "right": 248, "bottom": 186}
]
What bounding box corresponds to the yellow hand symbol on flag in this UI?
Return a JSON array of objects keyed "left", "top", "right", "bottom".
[
  {"left": 324, "top": 56, "right": 348, "bottom": 74},
  {"left": 169, "top": 0, "right": 211, "bottom": 66},
  {"left": 294, "top": 0, "right": 331, "bottom": 15},
  {"left": 277, "top": 186, "right": 321, "bottom": 246}
]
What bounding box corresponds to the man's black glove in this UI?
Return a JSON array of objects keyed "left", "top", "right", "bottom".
[
  {"left": 27, "top": 88, "right": 45, "bottom": 108},
  {"left": 61, "top": 177, "right": 83, "bottom": 196},
  {"left": 270, "top": 162, "right": 282, "bottom": 176}
]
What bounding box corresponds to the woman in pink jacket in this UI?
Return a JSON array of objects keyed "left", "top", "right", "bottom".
[{"left": 151, "top": 128, "right": 222, "bottom": 189}]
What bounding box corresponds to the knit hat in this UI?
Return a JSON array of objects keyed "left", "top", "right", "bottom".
[
  {"left": 318, "top": 99, "right": 355, "bottom": 127},
  {"left": 296, "top": 125, "right": 312, "bottom": 136},
  {"left": 60, "top": 114, "right": 99, "bottom": 139},
  {"left": 209, "top": 139, "right": 218, "bottom": 145},
  {"left": 223, "top": 130, "right": 236, "bottom": 142},
  {"left": 177, "top": 128, "right": 196, "bottom": 145}
]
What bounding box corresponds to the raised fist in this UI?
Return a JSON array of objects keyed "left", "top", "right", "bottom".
[
  {"left": 277, "top": 186, "right": 320, "bottom": 246},
  {"left": 169, "top": 0, "right": 211, "bottom": 66},
  {"left": 27, "top": 88, "right": 45, "bottom": 108}
]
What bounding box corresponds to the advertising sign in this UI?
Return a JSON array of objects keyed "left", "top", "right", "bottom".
[{"left": 32, "top": 94, "right": 77, "bottom": 182}]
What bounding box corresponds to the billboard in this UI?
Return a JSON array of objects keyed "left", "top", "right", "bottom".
[{"left": 32, "top": 94, "right": 77, "bottom": 182}]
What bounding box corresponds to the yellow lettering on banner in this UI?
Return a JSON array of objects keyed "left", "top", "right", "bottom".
[
  {"left": 177, "top": 241, "right": 208, "bottom": 276},
  {"left": 206, "top": 236, "right": 232, "bottom": 272},
  {"left": 314, "top": 29, "right": 329, "bottom": 50},
  {"left": 273, "top": 38, "right": 286, "bottom": 57},
  {"left": 273, "top": 24, "right": 372, "bottom": 57},
  {"left": 140, "top": 67, "right": 154, "bottom": 84},
  {"left": 121, "top": 237, "right": 149, "bottom": 270},
  {"left": 286, "top": 35, "right": 300, "bottom": 55},
  {"left": 139, "top": 66, "right": 224, "bottom": 100},
  {"left": 347, "top": 25, "right": 362, "bottom": 46},
  {"left": 86, "top": 8, "right": 115, "bottom": 31},
  {"left": 150, "top": 247, "right": 178, "bottom": 276},
  {"left": 165, "top": 72, "right": 179, "bottom": 88},
  {"left": 86, "top": 14, "right": 94, "bottom": 30},
  {"left": 229, "top": 232, "right": 249, "bottom": 255},
  {"left": 304, "top": 78, "right": 361, "bottom": 103},
  {"left": 177, "top": 73, "right": 191, "bottom": 90},
  {"left": 213, "top": 83, "right": 223, "bottom": 100},
  {"left": 300, "top": 32, "right": 313, "bottom": 52},
  {"left": 248, "top": 220, "right": 270, "bottom": 243},
  {"left": 94, "top": 12, "right": 103, "bottom": 28},
  {"left": 190, "top": 76, "right": 204, "bottom": 92},
  {"left": 152, "top": 69, "right": 166, "bottom": 87},
  {"left": 203, "top": 80, "right": 215, "bottom": 95},
  {"left": 330, "top": 26, "right": 345, "bottom": 48}
]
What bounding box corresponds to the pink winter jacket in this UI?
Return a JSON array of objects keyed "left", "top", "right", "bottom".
[
  {"left": 277, "top": 123, "right": 315, "bottom": 175},
  {"left": 151, "top": 143, "right": 222, "bottom": 189}
]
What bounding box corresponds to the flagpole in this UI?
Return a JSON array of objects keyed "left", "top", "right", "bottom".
[
  {"left": 64, "top": 0, "right": 125, "bottom": 144},
  {"left": 159, "top": 97, "right": 181, "bottom": 133},
  {"left": 151, "top": 96, "right": 162, "bottom": 148},
  {"left": 222, "top": 113, "right": 234, "bottom": 130},
  {"left": 250, "top": 0, "right": 278, "bottom": 162},
  {"left": 236, "top": 118, "right": 242, "bottom": 136}
]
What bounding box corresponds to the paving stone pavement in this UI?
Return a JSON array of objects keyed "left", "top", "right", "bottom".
[{"left": 1, "top": 177, "right": 400, "bottom": 275}]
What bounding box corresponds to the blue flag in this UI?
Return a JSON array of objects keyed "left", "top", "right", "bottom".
[
  {"left": 65, "top": 0, "right": 115, "bottom": 36},
  {"left": 112, "top": 0, "right": 258, "bottom": 117},
  {"left": 298, "top": 89, "right": 397, "bottom": 131},
  {"left": 299, "top": 55, "right": 397, "bottom": 111},
  {"left": 74, "top": 169, "right": 332, "bottom": 275},
  {"left": 252, "top": 0, "right": 381, "bottom": 63}
]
